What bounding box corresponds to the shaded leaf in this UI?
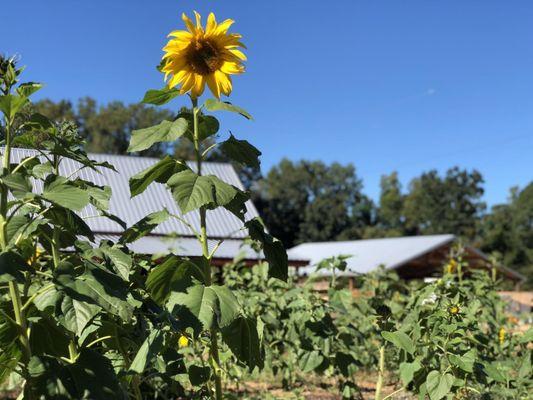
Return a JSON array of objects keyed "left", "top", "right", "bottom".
[
  {"left": 222, "top": 316, "right": 263, "bottom": 371},
  {"left": 142, "top": 87, "right": 180, "bottom": 105},
  {"left": 130, "top": 156, "right": 185, "bottom": 197},
  {"left": 381, "top": 330, "right": 415, "bottom": 355},
  {"left": 220, "top": 134, "right": 261, "bottom": 168},
  {"left": 245, "top": 218, "right": 288, "bottom": 281},
  {"left": 120, "top": 209, "right": 170, "bottom": 244}
]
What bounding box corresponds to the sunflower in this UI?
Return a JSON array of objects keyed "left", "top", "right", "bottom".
[{"left": 162, "top": 11, "right": 246, "bottom": 99}]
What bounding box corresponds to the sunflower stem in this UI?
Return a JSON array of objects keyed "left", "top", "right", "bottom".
[{"left": 191, "top": 96, "right": 223, "bottom": 400}]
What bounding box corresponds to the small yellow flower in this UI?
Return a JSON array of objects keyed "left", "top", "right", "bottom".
[
  {"left": 498, "top": 327, "right": 505, "bottom": 345},
  {"left": 162, "top": 11, "right": 246, "bottom": 99},
  {"left": 446, "top": 260, "right": 457, "bottom": 274},
  {"left": 27, "top": 247, "right": 44, "bottom": 265},
  {"left": 178, "top": 335, "right": 189, "bottom": 348},
  {"left": 449, "top": 305, "right": 460, "bottom": 315}
]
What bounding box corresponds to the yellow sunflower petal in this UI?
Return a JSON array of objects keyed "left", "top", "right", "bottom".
[
  {"left": 180, "top": 72, "right": 197, "bottom": 95},
  {"left": 229, "top": 49, "right": 247, "bottom": 61},
  {"left": 221, "top": 61, "right": 244, "bottom": 75},
  {"left": 214, "top": 19, "right": 235, "bottom": 35},
  {"left": 206, "top": 12, "right": 217, "bottom": 34},
  {"left": 206, "top": 73, "right": 221, "bottom": 99},
  {"left": 193, "top": 11, "right": 203, "bottom": 31},
  {"left": 191, "top": 75, "right": 206, "bottom": 98},
  {"left": 215, "top": 71, "right": 232, "bottom": 96},
  {"left": 182, "top": 13, "right": 196, "bottom": 33},
  {"left": 167, "top": 30, "right": 192, "bottom": 40}
]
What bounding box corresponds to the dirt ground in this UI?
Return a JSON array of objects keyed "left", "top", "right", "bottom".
[{"left": 227, "top": 371, "right": 415, "bottom": 399}]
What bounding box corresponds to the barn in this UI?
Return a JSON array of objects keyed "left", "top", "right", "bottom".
[{"left": 288, "top": 235, "right": 525, "bottom": 286}]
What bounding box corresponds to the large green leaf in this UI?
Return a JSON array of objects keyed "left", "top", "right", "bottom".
[
  {"left": 27, "top": 350, "right": 127, "bottom": 399},
  {"left": 167, "top": 284, "right": 240, "bottom": 332},
  {"left": 129, "top": 156, "right": 186, "bottom": 197},
  {"left": 220, "top": 134, "right": 261, "bottom": 168},
  {"left": 129, "top": 330, "right": 165, "bottom": 373},
  {"left": 222, "top": 316, "right": 263, "bottom": 371},
  {"left": 128, "top": 118, "right": 188, "bottom": 152},
  {"left": 142, "top": 87, "right": 180, "bottom": 105},
  {"left": 56, "top": 262, "right": 134, "bottom": 322},
  {"left": 100, "top": 246, "right": 132, "bottom": 281},
  {"left": 120, "top": 209, "right": 170, "bottom": 244},
  {"left": 1, "top": 172, "right": 32, "bottom": 195},
  {"left": 0, "top": 251, "right": 30, "bottom": 283},
  {"left": 204, "top": 99, "right": 253, "bottom": 120},
  {"left": 16, "top": 82, "right": 43, "bottom": 98},
  {"left": 146, "top": 256, "right": 208, "bottom": 304},
  {"left": 381, "top": 330, "right": 415, "bottom": 354},
  {"left": 42, "top": 177, "right": 90, "bottom": 211},
  {"left": 448, "top": 349, "right": 475, "bottom": 373},
  {"left": 298, "top": 350, "right": 324, "bottom": 373},
  {"left": 245, "top": 218, "right": 288, "bottom": 281},
  {"left": 425, "top": 370, "right": 453, "bottom": 400},
  {"left": 0, "top": 94, "right": 28, "bottom": 120},
  {"left": 168, "top": 170, "right": 238, "bottom": 214},
  {"left": 399, "top": 360, "right": 422, "bottom": 386},
  {"left": 34, "top": 287, "right": 100, "bottom": 336}
]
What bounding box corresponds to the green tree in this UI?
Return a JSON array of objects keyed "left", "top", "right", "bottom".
[
  {"left": 403, "top": 167, "right": 485, "bottom": 239},
  {"left": 481, "top": 183, "right": 533, "bottom": 285},
  {"left": 375, "top": 171, "right": 404, "bottom": 236},
  {"left": 256, "top": 159, "right": 372, "bottom": 247},
  {"left": 32, "top": 97, "right": 174, "bottom": 157}
]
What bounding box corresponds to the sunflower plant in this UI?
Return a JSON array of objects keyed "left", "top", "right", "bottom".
[{"left": 126, "top": 11, "right": 287, "bottom": 400}]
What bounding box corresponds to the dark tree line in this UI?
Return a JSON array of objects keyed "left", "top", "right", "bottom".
[{"left": 29, "top": 98, "right": 533, "bottom": 283}]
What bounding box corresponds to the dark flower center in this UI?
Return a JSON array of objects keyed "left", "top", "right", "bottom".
[{"left": 187, "top": 39, "right": 223, "bottom": 75}]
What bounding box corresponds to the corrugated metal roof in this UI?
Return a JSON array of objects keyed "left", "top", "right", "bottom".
[
  {"left": 95, "top": 234, "right": 264, "bottom": 260},
  {"left": 8, "top": 148, "right": 260, "bottom": 239},
  {"left": 289, "top": 235, "right": 456, "bottom": 275}
]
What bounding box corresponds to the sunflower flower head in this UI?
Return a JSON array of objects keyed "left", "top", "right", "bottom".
[{"left": 162, "top": 11, "right": 246, "bottom": 99}]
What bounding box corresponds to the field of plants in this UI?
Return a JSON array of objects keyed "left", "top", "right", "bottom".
[{"left": 1, "top": 9, "right": 532, "bottom": 400}]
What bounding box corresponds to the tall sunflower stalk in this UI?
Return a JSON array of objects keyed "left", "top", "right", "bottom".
[
  {"left": 128, "top": 11, "right": 287, "bottom": 399},
  {"left": 0, "top": 56, "right": 32, "bottom": 369}
]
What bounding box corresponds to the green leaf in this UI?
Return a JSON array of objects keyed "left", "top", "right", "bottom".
[
  {"left": 56, "top": 261, "right": 134, "bottom": 322},
  {"left": 146, "top": 256, "right": 208, "bottom": 304},
  {"left": 220, "top": 134, "right": 261, "bottom": 168},
  {"left": 42, "top": 177, "right": 90, "bottom": 211},
  {"left": 120, "top": 209, "right": 170, "bottom": 244},
  {"left": 245, "top": 218, "right": 288, "bottom": 281},
  {"left": 142, "top": 87, "right": 180, "bottom": 105},
  {"left": 168, "top": 170, "right": 238, "bottom": 214},
  {"left": 188, "top": 365, "right": 211, "bottom": 386},
  {"left": 381, "top": 331, "right": 415, "bottom": 355},
  {"left": 399, "top": 360, "right": 422, "bottom": 386},
  {"left": 27, "top": 350, "right": 127, "bottom": 400},
  {"left": 167, "top": 284, "right": 240, "bottom": 332},
  {"left": 129, "top": 330, "right": 165, "bottom": 373},
  {"left": 129, "top": 156, "right": 186, "bottom": 197},
  {"left": 128, "top": 118, "right": 188, "bottom": 152},
  {"left": 483, "top": 362, "right": 507, "bottom": 383},
  {"left": 426, "top": 370, "right": 453, "bottom": 400},
  {"left": 204, "top": 98, "right": 253, "bottom": 120},
  {"left": 1, "top": 173, "right": 32, "bottom": 194},
  {"left": 100, "top": 246, "right": 132, "bottom": 281},
  {"left": 222, "top": 316, "right": 263, "bottom": 371},
  {"left": 448, "top": 349, "right": 475, "bottom": 373},
  {"left": 17, "top": 82, "right": 43, "bottom": 97},
  {"left": 0, "top": 94, "right": 28, "bottom": 120},
  {"left": 298, "top": 350, "right": 324, "bottom": 373},
  {"left": 0, "top": 251, "right": 30, "bottom": 283}
]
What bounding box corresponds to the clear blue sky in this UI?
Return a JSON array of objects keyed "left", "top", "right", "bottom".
[{"left": 2, "top": 0, "right": 532, "bottom": 207}]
